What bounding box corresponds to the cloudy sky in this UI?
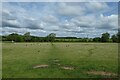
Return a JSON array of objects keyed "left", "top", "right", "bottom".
[{"left": 1, "top": 2, "right": 118, "bottom": 37}]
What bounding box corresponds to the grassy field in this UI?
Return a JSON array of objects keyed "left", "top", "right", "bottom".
[{"left": 2, "top": 42, "right": 118, "bottom": 78}]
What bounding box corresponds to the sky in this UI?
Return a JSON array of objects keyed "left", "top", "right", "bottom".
[{"left": 1, "top": 2, "right": 119, "bottom": 38}]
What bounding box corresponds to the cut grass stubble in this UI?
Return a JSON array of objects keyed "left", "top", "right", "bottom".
[{"left": 2, "top": 43, "right": 118, "bottom": 78}]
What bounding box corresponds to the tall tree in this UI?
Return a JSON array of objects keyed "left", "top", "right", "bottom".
[
  {"left": 24, "top": 32, "right": 31, "bottom": 42},
  {"left": 101, "top": 32, "right": 110, "bottom": 42},
  {"left": 111, "top": 34, "right": 118, "bottom": 42},
  {"left": 46, "top": 33, "right": 56, "bottom": 42}
]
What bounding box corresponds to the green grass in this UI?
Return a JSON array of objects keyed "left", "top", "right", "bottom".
[{"left": 2, "top": 42, "right": 118, "bottom": 78}]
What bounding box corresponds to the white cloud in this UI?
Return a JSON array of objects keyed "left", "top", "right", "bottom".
[
  {"left": 59, "top": 19, "right": 76, "bottom": 29},
  {"left": 58, "top": 3, "right": 84, "bottom": 16},
  {"left": 2, "top": 9, "right": 11, "bottom": 16},
  {"left": 2, "top": 19, "right": 20, "bottom": 28},
  {"left": 71, "top": 15, "right": 96, "bottom": 28},
  {"left": 2, "top": 2, "right": 118, "bottom": 37},
  {"left": 85, "top": 2, "right": 109, "bottom": 11},
  {"left": 41, "top": 15, "right": 59, "bottom": 23},
  {"left": 2, "top": 0, "right": 120, "bottom": 2},
  {"left": 97, "top": 14, "right": 118, "bottom": 30}
]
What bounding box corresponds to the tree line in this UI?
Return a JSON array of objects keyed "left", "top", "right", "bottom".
[{"left": 1, "top": 31, "right": 120, "bottom": 43}]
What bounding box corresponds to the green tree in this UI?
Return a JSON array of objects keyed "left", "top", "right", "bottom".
[
  {"left": 7, "top": 33, "right": 24, "bottom": 42},
  {"left": 111, "top": 34, "right": 118, "bottom": 42},
  {"left": 24, "top": 32, "right": 31, "bottom": 42},
  {"left": 101, "top": 32, "right": 110, "bottom": 42},
  {"left": 46, "top": 33, "right": 56, "bottom": 42},
  {"left": 8, "top": 33, "right": 18, "bottom": 41},
  {"left": 93, "top": 37, "right": 101, "bottom": 42}
]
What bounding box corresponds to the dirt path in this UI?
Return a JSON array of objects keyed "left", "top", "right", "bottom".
[{"left": 87, "top": 45, "right": 97, "bottom": 57}]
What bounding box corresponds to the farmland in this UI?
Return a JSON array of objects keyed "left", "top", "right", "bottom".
[{"left": 2, "top": 42, "right": 118, "bottom": 78}]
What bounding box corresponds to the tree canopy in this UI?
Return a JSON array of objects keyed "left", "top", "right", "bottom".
[
  {"left": 1, "top": 32, "right": 119, "bottom": 43},
  {"left": 46, "top": 33, "right": 56, "bottom": 42},
  {"left": 101, "top": 32, "right": 110, "bottom": 42}
]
